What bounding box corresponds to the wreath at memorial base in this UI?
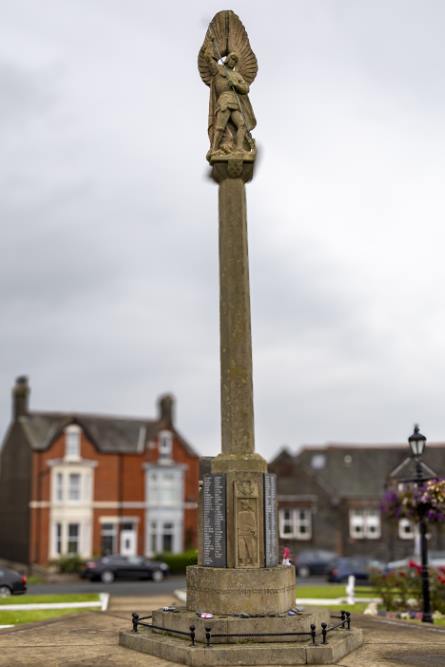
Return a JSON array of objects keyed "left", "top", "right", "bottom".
[{"left": 381, "top": 479, "right": 445, "bottom": 523}]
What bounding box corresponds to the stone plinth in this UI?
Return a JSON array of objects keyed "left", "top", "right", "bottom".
[
  {"left": 186, "top": 565, "right": 295, "bottom": 615},
  {"left": 151, "top": 607, "right": 329, "bottom": 644},
  {"left": 119, "top": 624, "right": 364, "bottom": 666}
]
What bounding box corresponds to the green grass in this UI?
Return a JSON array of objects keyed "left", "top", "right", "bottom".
[
  {"left": 296, "top": 584, "right": 371, "bottom": 599},
  {"left": 321, "top": 603, "right": 369, "bottom": 614},
  {"left": 0, "top": 608, "right": 96, "bottom": 625},
  {"left": 295, "top": 585, "right": 372, "bottom": 615},
  {"left": 0, "top": 593, "right": 100, "bottom": 606}
]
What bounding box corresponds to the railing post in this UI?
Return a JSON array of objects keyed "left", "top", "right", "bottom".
[
  {"left": 205, "top": 626, "right": 212, "bottom": 647},
  {"left": 190, "top": 624, "right": 196, "bottom": 646},
  {"left": 321, "top": 622, "right": 328, "bottom": 645},
  {"left": 340, "top": 610, "right": 346, "bottom": 629},
  {"left": 346, "top": 611, "right": 351, "bottom": 630},
  {"left": 132, "top": 612, "right": 139, "bottom": 633},
  {"left": 310, "top": 623, "right": 316, "bottom": 645}
]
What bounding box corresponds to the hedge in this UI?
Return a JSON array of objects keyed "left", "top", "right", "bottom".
[{"left": 154, "top": 550, "right": 197, "bottom": 574}]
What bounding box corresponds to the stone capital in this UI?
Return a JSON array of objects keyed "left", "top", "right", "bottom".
[
  {"left": 211, "top": 452, "right": 267, "bottom": 474},
  {"left": 211, "top": 157, "right": 255, "bottom": 183}
]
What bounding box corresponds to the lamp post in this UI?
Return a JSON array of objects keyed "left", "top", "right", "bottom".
[{"left": 408, "top": 424, "right": 433, "bottom": 624}]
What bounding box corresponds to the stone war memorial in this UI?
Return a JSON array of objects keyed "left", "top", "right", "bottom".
[{"left": 119, "top": 10, "right": 363, "bottom": 665}]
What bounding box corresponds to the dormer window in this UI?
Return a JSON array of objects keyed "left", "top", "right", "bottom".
[
  {"left": 65, "top": 425, "right": 81, "bottom": 461},
  {"left": 311, "top": 454, "right": 325, "bottom": 470},
  {"left": 159, "top": 430, "right": 173, "bottom": 459}
]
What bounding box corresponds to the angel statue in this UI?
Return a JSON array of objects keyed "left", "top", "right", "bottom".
[{"left": 198, "top": 11, "right": 258, "bottom": 162}]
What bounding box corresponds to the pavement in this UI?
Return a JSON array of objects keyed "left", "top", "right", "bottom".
[{"left": 0, "top": 594, "right": 445, "bottom": 666}]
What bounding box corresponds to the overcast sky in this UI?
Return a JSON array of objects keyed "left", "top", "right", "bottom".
[{"left": 2, "top": 1, "right": 445, "bottom": 461}]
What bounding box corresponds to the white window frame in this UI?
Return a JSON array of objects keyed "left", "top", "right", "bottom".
[
  {"left": 65, "top": 425, "right": 81, "bottom": 461},
  {"left": 68, "top": 472, "right": 81, "bottom": 502},
  {"left": 67, "top": 522, "right": 80, "bottom": 554},
  {"left": 55, "top": 472, "right": 63, "bottom": 502},
  {"left": 150, "top": 521, "right": 158, "bottom": 555},
  {"left": 100, "top": 522, "right": 117, "bottom": 555},
  {"left": 51, "top": 521, "right": 84, "bottom": 557},
  {"left": 279, "top": 509, "right": 312, "bottom": 540},
  {"left": 55, "top": 522, "right": 62, "bottom": 555},
  {"left": 147, "top": 468, "right": 182, "bottom": 508},
  {"left": 398, "top": 518, "right": 415, "bottom": 540},
  {"left": 349, "top": 509, "right": 381, "bottom": 540},
  {"left": 51, "top": 467, "right": 92, "bottom": 505},
  {"left": 159, "top": 430, "right": 173, "bottom": 459}
]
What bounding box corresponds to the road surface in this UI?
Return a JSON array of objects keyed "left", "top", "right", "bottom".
[{"left": 28, "top": 574, "right": 186, "bottom": 596}]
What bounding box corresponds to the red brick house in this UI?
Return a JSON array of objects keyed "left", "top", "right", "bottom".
[{"left": 0, "top": 377, "right": 199, "bottom": 565}]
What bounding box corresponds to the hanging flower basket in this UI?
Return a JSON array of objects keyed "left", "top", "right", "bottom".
[{"left": 381, "top": 479, "right": 445, "bottom": 523}]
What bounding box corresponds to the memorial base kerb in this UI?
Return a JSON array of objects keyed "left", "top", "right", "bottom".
[{"left": 119, "top": 606, "right": 364, "bottom": 666}]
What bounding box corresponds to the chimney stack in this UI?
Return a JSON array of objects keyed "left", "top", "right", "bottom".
[
  {"left": 158, "top": 394, "right": 174, "bottom": 427},
  {"left": 13, "top": 376, "right": 30, "bottom": 420}
]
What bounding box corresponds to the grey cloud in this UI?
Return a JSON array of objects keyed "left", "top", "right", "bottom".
[{"left": 2, "top": 1, "right": 445, "bottom": 462}]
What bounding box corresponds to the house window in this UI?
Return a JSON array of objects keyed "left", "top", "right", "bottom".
[
  {"left": 101, "top": 523, "right": 117, "bottom": 556},
  {"left": 55, "top": 523, "right": 62, "bottom": 555},
  {"left": 56, "top": 472, "right": 63, "bottom": 501},
  {"left": 148, "top": 469, "right": 181, "bottom": 506},
  {"left": 68, "top": 473, "right": 81, "bottom": 501},
  {"left": 311, "top": 454, "right": 325, "bottom": 470},
  {"left": 150, "top": 522, "right": 157, "bottom": 554},
  {"left": 399, "top": 518, "right": 415, "bottom": 540},
  {"left": 67, "top": 523, "right": 80, "bottom": 554},
  {"left": 65, "top": 425, "right": 81, "bottom": 461},
  {"left": 162, "top": 522, "right": 174, "bottom": 552},
  {"left": 159, "top": 431, "right": 173, "bottom": 459},
  {"left": 349, "top": 509, "right": 381, "bottom": 539},
  {"left": 280, "top": 509, "right": 294, "bottom": 536},
  {"left": 279, "top": 509, "right": 312, "bottom": 539}
]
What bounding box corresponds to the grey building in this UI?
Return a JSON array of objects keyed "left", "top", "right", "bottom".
[{"left": 269, "top": 443, "right": 445, "bottom": 563}]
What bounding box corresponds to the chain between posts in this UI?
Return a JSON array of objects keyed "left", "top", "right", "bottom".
[{"left": 130, "top": 610, "right": 352, "bottom": 646}]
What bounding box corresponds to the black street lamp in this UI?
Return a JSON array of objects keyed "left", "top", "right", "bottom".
[{"left": 408, "top": 424, "right": 433, "bottom": 624}]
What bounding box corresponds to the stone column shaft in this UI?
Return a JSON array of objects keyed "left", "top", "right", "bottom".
[{"left": 218, "top": 176, "right": 255, "bottom": 458}]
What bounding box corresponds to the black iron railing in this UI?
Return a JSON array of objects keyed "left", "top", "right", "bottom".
[{"left": 130, "top": 610, "right": 352, "bottom": 646}]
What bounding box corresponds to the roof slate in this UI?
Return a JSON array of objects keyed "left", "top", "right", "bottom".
[
  {"left": 294, "top": 444, "right": 445, "bottom": 499},
  {"left": 19, "top": 411, "right": 197, "bottom": 457}
]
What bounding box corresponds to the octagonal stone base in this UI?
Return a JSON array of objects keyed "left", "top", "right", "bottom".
[
  {"left": 186, "top": 565, "right": 295, "bottom": 615},
  {"left": 119, "top": 611, "right": 363, "bottom": 666}
]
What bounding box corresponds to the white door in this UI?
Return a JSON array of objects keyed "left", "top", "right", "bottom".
[{"left": 120, "top": 529, "right": 137, "bottom": 556}]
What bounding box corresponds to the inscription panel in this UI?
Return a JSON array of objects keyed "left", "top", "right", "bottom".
[
  {"left": 264, "top": 473, "right": 278, "bottom": 567},
  {"left": 202, "top": 474, "right": 227, "bottom": 567}
]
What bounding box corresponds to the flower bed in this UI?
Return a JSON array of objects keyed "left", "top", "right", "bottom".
[{"left": 371, "top": 561, "right": 445, "bottom": 614}]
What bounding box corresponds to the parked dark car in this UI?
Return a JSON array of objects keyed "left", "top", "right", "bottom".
[
  {"left": 294, "top": 549, "right": 337, "bottom": 577},
  {"left": 326, "top": 556, "right": 383, "bottom": 583},
  {"left": 0, "top": 568, "right": 27, "bottom": 597},
  {"left": 81, "top": 556, "right": 170, "bottom": 583}
]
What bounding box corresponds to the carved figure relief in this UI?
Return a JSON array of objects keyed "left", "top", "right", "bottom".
[
  {"left": 237, "top": 499, "right": 257, "bottom": 566},
  {"left": 198, "top": 11, "right": 257, "bottom": 162},
  {"left": 235, "top": 479, "right": 259, "bottom": 567}
]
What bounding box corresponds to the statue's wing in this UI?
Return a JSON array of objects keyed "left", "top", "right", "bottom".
[
  {"left": 198, "top": 10, "right": 258, "bottom": 87},
  {"left": 227, "top": 11, "right": 258, "bottom": 86},
  {"left": 198, "top": 11, "right": 228, "bottom": 86}
]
